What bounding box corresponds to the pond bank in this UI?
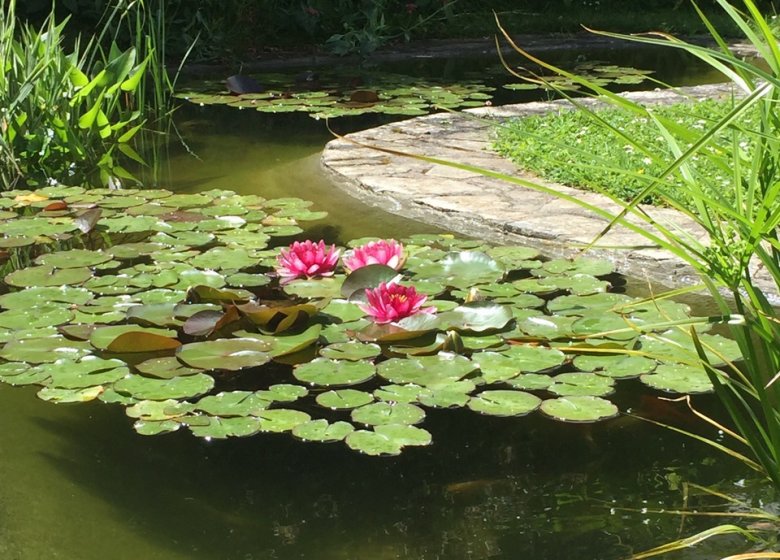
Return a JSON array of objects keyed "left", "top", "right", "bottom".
[{"left": 321, "top": 82, "right": 773, "bottom": 296}]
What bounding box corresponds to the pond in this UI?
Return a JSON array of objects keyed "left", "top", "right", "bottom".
[{"left": 0, "top": 45, "right": 765, "bottom": 559}]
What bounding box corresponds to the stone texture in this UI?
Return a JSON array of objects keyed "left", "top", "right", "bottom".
[{"left": 321, "top": 83, "right": 776, "bottom": 297}]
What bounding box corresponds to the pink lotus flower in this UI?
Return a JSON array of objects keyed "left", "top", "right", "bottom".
[
  {"left": 359, "top": 282, "right": 436, "bottom": 324},
  {"left": 276, "top": 240, "right": 340, "bottom": 280},
  {"left": 343, "top": 239, "right": 405, "bottom": 273}
]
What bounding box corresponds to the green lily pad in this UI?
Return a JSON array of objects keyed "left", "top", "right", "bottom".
[
  {"left": 294, "top": 358, "right": 376, "bottom": 387},
  {"left": 373, "top": 384, "right": 424, "bottom": 403},
  {"left": 113, "top": 373, "right": 215, "bottom": 400},
  {"left": 283, "top": 277, "right": 344, "bottom": 299},
  {"left": 257, "top": 384, "right": 308, "bottom": 403},
  {"left": 256, "top": 409, "right": 311, "bottom": 433},
  {"left": 468, "top": 390, "right": 541, "bottom": 416},
  {"left": 638, "top": 330, "right": 741, "bottom": 366},
  {"left": 292, "top": 419, "right": 355, "bottom": 442},
  {"left": 189, "top": 416, "right": 262, "bottom": 439},
  {"left": 37, "top": 386, "right": 104, "bottom": 403},
  {"left": 133, "top": 420, "right": 183, "bottom": 436},
  {"left": 5, "top": 265, "right": 92, "bottom": 287},
  {"left": 548, "top": 372, "right": 615, "bottom": 397},
  {"left": 640, "top": 363, "right": 714, "bottom": 394},
  {"left": 177, "top": 338, "right": 272, "bottom": 371},
  {"left": 44, "top": 357, "right": 128, "bottom": 389},
  {"left": 351, "top": 402, "right": 426, "bottom": 426},
  {"left": 573, "top": 354, "right": 656, "bottom": 379},
  {"left": 0, "top": 336, "right": 92, "bottom": 363},
  {"left": 316, "top": 389, "right": 374, "bottom": 410},
  {"left": 437, "top": 302, "right": 513, "bottom": 332},
  {"left": 194, "top": 391, "right": 272, "bottom": 416},
  {"left": 413, "top": 251, "right": 505, "bottom": 288},
  {"left": 505, "top": 373, "right": 553, "bottom": 391},
  {"left": 126, "top": 399, "right": 194, "bottom": 421},
  {"left": 35, "top": 249, "right": 112, "bottom": 268},
  {"left": 0, "top": 305, "right": 73, "bottom": 329},
  {"left": 344, "top": 430, "right": 403, "bottom": 456},
  {"left": 374, "top": 424, "right": 432, "bottom": 446},
  {"left": 0, "top": 286, "right": 92, "bottom": 309},
  {"left": 540, "top": 396, "right": 619, "bottom": 422},
  {"left": 377, "top": 353, "right": 476, "bottom": 385},
  {"left": 320, "top": 342, "right": 381, "bottom": 361}
]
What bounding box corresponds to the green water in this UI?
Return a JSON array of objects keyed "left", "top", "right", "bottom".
[{"left": 0, "top": 48, "right": 768, "bottom": 559}]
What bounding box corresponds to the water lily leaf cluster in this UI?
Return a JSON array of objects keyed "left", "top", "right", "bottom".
[
  {"left": 177, "top": 72, "right": 494, "bottom": 119},
  {"left": 503, "top": 62, "right": 653, "bottom": 92},
  {"left": 0, "top": 189, "right": 741, "bottom": 455}
]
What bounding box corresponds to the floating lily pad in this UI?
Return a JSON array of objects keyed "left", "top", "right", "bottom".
[
  {"left": 437, "top": 302, "right": 513, "bottom": 332},
  {"left": 194, "top": 391, "right": 272, "bottom": 416},
  {"left": 292, "top": 419, "right": 355, "bottom": 442},
  {"left": 351, "top": 402, "right": 426, "bottom": 426},
  {"left": 316, "top": 389, "right": 374, "bottom": 410},
  {"left": 35, "top": 249, "right": 112, "bottom": 268},
  {"left": 0, "top": 305, "right": 73, "bottom": 329},
  {"left": 412, "top": 251, "right": 505, "bottom": 288},
  {"left": 294, "top": 358, "right": 376, "bottom": 387},
  {"left": 0, "top": 286, "right": 92, "bottom": 309},
  {"left": 5, "top": 265, "right": 92, "bottom": 287},
  {"left": 548, "top": 372, "right": 615, "bottom": 397},
  {"left": 468, "top": 390, "right": 541, "bottom": 416},
  {"left": 640, "top": 363, "right": 714, "bottom": 394},
  {"left": 44, "top": 357, "right": 128, "bottom": 389},
  {"left": 114, "top": 373, "right": 215, "bottom": 400},
  {"left": 0, "top": 336, "right": 92, "bottom": 363},
  {"left": 505, "top": 373, "right": 553, "bottom": 391},
  {"left": 540, "top": 396, "right": 619, "bottom": 422},
  {"left": 573, "top": 354, "right": 656, "bottom": 379},
  {"left": 177, "top": 338, "right": 272, "bottom": 371},
  {"left": 189, "top": 416, "right": 262, "bottom": 439},
  {"left": 256, "top": 409, "right": 311, "bottom": 433},
  {"left": 320, "top": 342, "right": 381, "bottom": 361},
  {"left": 38, "top": 386, "right": 104, "bottom": 403},
  {"left": 373, "top": 384, "right": 424, "bottom": 403},
  {"left": 377, "top": 353, "right": 476, "bottom": 385}
]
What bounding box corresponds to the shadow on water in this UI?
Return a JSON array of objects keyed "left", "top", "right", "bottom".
[{"left": 8, "top": 380, "right": 749, "bottom": 560}]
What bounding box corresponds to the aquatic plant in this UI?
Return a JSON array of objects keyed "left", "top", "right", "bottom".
[
  {"left": 277, "top": 239, "right": 340, "bottom": 280},
  {"left": 0, "top": 183, "right": 745, "bottom": 456},
  {"left": 343, "top": 238, "right": 405, "bottom": 272},
  {"left": 359, "top": 282, "right": 434, "bottom": 323}
]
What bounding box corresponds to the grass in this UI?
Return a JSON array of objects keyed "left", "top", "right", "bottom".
[{"left": 493, "top": 98, "right": 758, "bottom": 207}]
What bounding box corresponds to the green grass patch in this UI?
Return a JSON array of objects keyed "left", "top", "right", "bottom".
[{"left": 493, "top": 98, "right": 755, "bottom": 207}]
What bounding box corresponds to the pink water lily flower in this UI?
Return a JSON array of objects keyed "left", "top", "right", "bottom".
[
  {"left": 343, "top": 239, "right": 405, "bottom": 273},
  {"left": 359, "top": 282, "right": 436, "bottom": 324},
  {"left": 276, "top": 240, "right": 340, "bottom": 280}
]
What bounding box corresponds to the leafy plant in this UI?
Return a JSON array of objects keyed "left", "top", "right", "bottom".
[
  {"left": 0, "top": 184, "right": 743, "bottom": 456},
  {"left": 485, "top": 0, "right": 780, "bottom": 490}
]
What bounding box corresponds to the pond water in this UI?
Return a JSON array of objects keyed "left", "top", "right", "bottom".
[{"left": 0, "top": 46, "right": 766, "bottom": 559}]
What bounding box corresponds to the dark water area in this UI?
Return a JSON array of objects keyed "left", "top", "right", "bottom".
[{"left": 0, "top": 46, "right": 767, "bottom": 559}]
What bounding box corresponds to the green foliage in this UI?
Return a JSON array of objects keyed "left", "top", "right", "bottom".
[
  {"left": 494, "top": 99, "right": 748, "bottom": 206},
  {"left": 0, "top": 185, "right": 746, "bottom": 455},
  {"left": 0, "top": 0, "right": 178, "bottom": 190},
  {"left": 486, "top": 0, "right": 780, "bottom": 489}
]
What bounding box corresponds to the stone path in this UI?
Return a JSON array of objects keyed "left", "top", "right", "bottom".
[{"left": 321, "top": 82, "right": 769, "bottom": 293}]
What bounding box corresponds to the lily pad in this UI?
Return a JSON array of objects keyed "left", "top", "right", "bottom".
[
  {"left": 316, "top": 389, "right": 374, "bottom": 410},
  {"left": 351, "top": 402, "right": 426, "bottom": 426},
  {"left": 320, "top": 342, "right": 381, "bottom": 361},
  {"left": 292, "top": 419, "right": 355, "bottom": 442},
  {"left": 540, "top": 396, "right": 619, "bottom": 422},
  {"left": 177, "top": 338, "right": 272, "bottom": 371},
  {"left": 548, "top": 372, "right": 615, "bottom": 397},
  {"left": 468, "top": 390, "right": 541, "bottom": 416},
  {"left": 194, "top": 391, "right": 272, "bottom": 416},
  {"left": 377, "top": 353, "right": 476, "bottom": 385},
  {"left": 294, "top": 358, "right": 376, "bottom": 387},
  {"left": 5, "top": 265, "right": 92, "bottom": 287},
  {"left": 640, "top": 363, "right": 714, "bottom": 394},
  {"left": 114, "top": 373, "right": 215, "bottom": 400}
]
